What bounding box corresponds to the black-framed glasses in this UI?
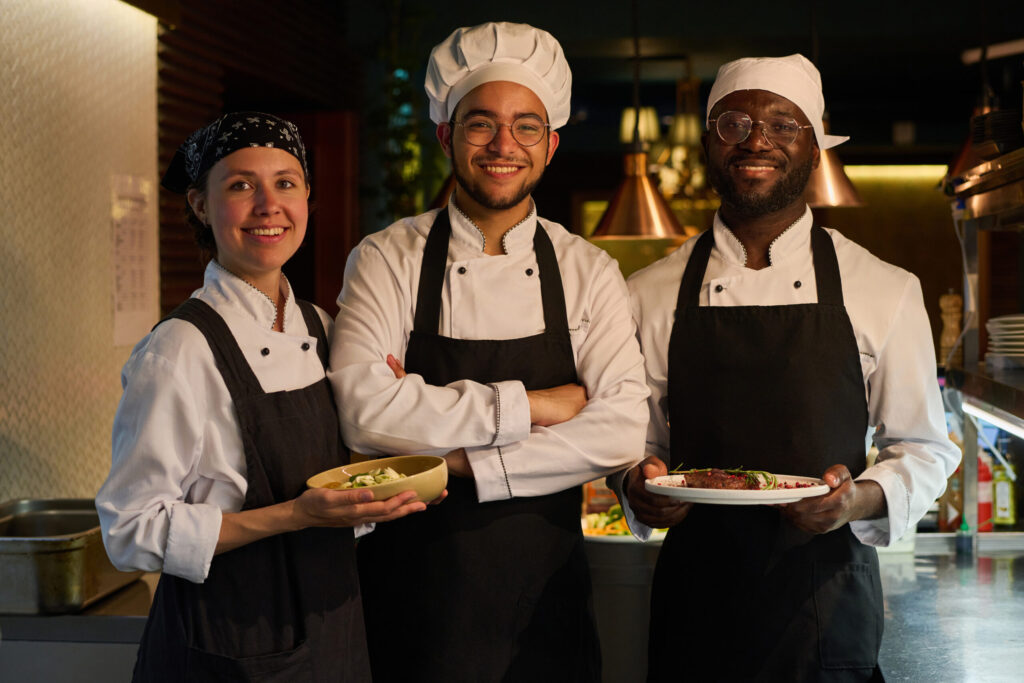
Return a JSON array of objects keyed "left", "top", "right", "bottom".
[
  {"left": 454, "top": 115, "right": 551, "bottom": 147},
  {"left": 708, "top": 111, "right": 813, "bottom": 148}
]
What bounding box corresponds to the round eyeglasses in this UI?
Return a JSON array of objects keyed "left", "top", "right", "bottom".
[
  {"left": 708, "top": 111, "right": 813, "bottom": 148},
  {"left": 454, "top": 115, "right": 551, "bottom": 147}
]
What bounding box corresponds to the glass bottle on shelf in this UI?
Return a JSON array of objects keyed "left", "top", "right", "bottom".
[
  {"left": 993, "top": 433, "right": 1017, "bottom": 527},
  {"left": 978, "top": 453, "right": 994, "bottom": 532}
]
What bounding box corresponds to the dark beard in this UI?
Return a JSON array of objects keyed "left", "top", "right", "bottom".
[
  {"left": 451, "top": 154, "right": 544, "bottom": 211},
  {"left": 709, "top": 155, "right": 813, "bottom": 218}
]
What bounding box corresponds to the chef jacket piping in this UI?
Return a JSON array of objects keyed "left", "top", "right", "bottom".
[
  {"left": 450, "top": 200, "right": 488, "bottom": 252},
  {"left": 569, "top": 317, "right": 590, "bottom": 332},
  {"left": 496, "top": 445, "right": 513, "bottom": 497},
  {"left": 766, "top": 215, "right": 804, "bottom": 266},
  {"left": 500, "top": 212, "right": 534, "bottom": 254},
  {"left": 211, "top": 260, "right": 283, "bottom": 331},
  {"left": 718, "top": 214, "right": 802, "bottom": 268},
  {"left": 719, "top": 224, "right": 749, "bottom": 266},
  {"left": 450, "top": 197, "right": 534, "bottom": 254},
  {"left": 488, "top": 383, "right": 502, "bottom": 446}
]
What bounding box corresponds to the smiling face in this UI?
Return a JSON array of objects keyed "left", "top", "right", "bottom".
[
  {"left": 437, "top": 80, "right": 559, "bottom": 221},
  {"left": 704, "top": 89, "right": 819, "bottom": 221},
  {"left": 187, "top": 146, "right": 308, "bottom": 294}
]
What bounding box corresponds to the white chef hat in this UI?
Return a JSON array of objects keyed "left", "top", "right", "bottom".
[
  {"left": 425, "top": 22, "right": 572, "bottom": 129},
  {"left": 706, "top": 54, "right": 848, "bottom": 150}
]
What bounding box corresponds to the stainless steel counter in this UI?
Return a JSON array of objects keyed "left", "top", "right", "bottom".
[
  {"left": 4, "top": 553, "right": 1023, "bottom": 681},
  {"left": 0, "top": 573, "right": 155, "bottom": 681},
  {"left": 879, "top": 552, "right": 1024, "bottom": 681},
  {"left": 586, "top": 538, "right": 1024, "bottom": 682}
]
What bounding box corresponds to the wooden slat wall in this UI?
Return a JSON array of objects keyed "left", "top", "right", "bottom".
[{"left": 156, "top": 0, "right": 358, "bottom": 314}]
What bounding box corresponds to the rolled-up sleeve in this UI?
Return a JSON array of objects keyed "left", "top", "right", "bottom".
[
  {"left": 97, "top": 350, "right": 221, "bottom": 584},
  {"left": 853, "top": 276, "right": 961, "bottom": 546}
]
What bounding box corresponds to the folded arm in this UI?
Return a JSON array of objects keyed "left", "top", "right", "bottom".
[
  {"left": 330, "top": 244, "right": 528, "bottom": 455},
  {"left": 465, "top": 258, "right": 650, "bottom": 500}
]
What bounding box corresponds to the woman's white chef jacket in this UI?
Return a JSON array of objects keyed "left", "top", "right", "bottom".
[
  {"left": 622, "top": 208, "right": 961, "bottom": 546},
  {"left": 329, "top": 202, "right": 650, "bottom": 502},
  {"left": 97, "top": 262, "right": 335, "bottom": 584}
]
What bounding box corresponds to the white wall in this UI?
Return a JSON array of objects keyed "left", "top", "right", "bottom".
[{"left": 0, "top": 0, "right": 158, "bottom": 500}]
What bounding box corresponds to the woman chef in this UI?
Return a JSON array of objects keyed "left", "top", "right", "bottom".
[{"left": 96, "top": 112, "right": 426, "bottom": 682}]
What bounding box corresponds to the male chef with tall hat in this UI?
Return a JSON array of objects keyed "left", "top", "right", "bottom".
[
  {"left": 329, "top": 21, "right": 649, "bottom": 682},
  {"left": 616, "top": 54, "right": 961, "bottom": 681}
]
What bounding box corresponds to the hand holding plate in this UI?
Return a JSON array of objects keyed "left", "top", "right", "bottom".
[
  {"left": 778, "top": 464, "right": 885, "bottom": 534},
  {"left": 628, "top": 456, "right": 692, "bottom": 528}
]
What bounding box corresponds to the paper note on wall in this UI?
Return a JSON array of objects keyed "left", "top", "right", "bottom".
[{"left": 111, "top": 174, "right": 158, "bottom": 346}]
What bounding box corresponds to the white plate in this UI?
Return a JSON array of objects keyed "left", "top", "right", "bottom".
[
  {"left": 645, "top": 474, "right": 829, "bottom": 504},
  {"left": 987, "top": 322, "right": 1024, "bottom": 333}
]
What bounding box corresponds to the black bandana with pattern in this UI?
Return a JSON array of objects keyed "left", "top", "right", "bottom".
[{"left": 161, "top": 111, "right": 309, "bottom": 193}]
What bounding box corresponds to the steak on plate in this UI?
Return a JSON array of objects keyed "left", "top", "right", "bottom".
[{"left": 680, "top": 468, "right": 760, "bottom": 490}]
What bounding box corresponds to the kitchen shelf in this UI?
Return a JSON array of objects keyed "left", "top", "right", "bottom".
[
  {"left": 938, "top": 147, "right": 1024, "bottom": 550},
  {"left": 945, "top": 367, "right": 1024, "bottom": 418}
]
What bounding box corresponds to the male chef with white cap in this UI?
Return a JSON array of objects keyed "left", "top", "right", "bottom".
[
  {"left": 617, "top": 55, "right": 960, "bottom": 680},
  {"left": 329, "top": 21, "right": 648, "bottom": 682}
]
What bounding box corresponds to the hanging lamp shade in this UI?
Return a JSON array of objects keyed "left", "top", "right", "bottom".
[
  {"left": 804, "top": 147, "right": 862, "bottom": 207},
  {"left": 591, "top": 152, "right": 685, "bottom": 238},
  {"left": 804, "top": 120, "right": 862, "bottom": 207},
  {"left": 619, "top": 107, "right": 661, "bottom": 144},
  {"left": 592, "top": 0, "right": 684, "bottom": 241}
]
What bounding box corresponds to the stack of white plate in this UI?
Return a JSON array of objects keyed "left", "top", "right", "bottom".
[{"left": 986, "top": 314, "right": 1024, "bottom": 370}]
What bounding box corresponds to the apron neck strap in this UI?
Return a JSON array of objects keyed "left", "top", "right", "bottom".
[
  {"left": 296, "top": 300, "right": 330, "bottom": 368},
  {"left": 413, "top": 210, "right": 453, "bottom": 333},
  {"left": 676, "top": 229, "right": 714, "bottom": 311},
  {"left": 675, "top": 223, "right": 845, "bottom": 310},
  {"left": 810, "top": 225, "right": 844, "bottom": 305},
  {"left": 532, "top": 226, "right": 570, "bottom": 334},
  {"left": 414, "top": 210, "right": 570, "bottom": 334},
  {"left": 160, "top": 298, "right": 264, "bottom": 401}
]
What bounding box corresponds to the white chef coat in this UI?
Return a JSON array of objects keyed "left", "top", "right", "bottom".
[
  {"left": 619, "top": 208, "right": 960, "bottom": 546},
  {"left": 96, "top": 261, "right": 336, "bottom": 584},
  {"left": 329, "top": 202, "right": 650, "bottom": 502}
]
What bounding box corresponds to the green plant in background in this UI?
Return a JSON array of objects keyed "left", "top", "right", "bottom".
[
  {"left": 381, "top": 66, "right": 423, "bottom": 219},
  {"left": 363, "top": 0, "right": 449, "bottom": 228}
]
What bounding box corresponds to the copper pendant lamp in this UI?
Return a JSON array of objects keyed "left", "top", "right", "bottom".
[
  {"left": 802, "top": 5, "right": 861, "bottom": 209},
  {"left": 592, "top": 151, "right": 685, "bottom": 238},
  {"left": 590, "top": 0, "right": 684, "bottom": 240},
  {"left": 803, "top": 122, "right": 863, "bottom": 208}
]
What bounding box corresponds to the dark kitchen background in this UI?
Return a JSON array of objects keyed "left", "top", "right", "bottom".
[
  {"left": 133, "top": 0, "right": 1024, "bottom": 348},
  {"left": 4, "top": 0, "right": 1024, "bottom": 505}
]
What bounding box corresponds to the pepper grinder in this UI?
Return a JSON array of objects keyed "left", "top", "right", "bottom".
[{"left": 940, "top": 290, "right": 963, "bottom": 367}]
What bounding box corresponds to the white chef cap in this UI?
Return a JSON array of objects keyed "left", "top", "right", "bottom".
[
  {"left": 706, "top": 54, "right": 848, "bottom": 150},
  {"left": 425, "top": 22, "right": 572, "bottom": 129}
]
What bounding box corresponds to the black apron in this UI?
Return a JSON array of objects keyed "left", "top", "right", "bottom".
[
  {"left": 357, "top": 211, "right": 601, "bottom": 683},
  {"left": 132, "top": 298, "right": 370, "bottom": 683},
  {"left": 647, "top": 227, "right": 883, "bottom": 682}
]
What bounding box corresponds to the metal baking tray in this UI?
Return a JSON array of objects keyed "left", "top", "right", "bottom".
[{"left": 0, "top": 498, "right": 142, "bottom": 614}]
